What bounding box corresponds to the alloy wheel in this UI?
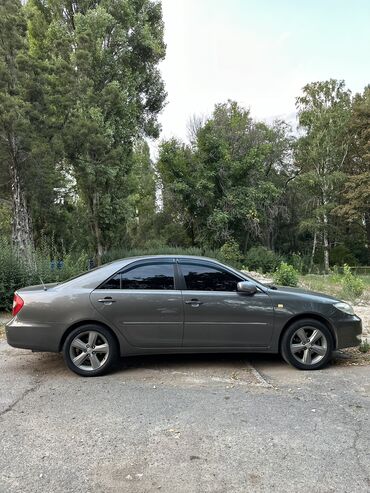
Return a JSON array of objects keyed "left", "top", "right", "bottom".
[
  {"left": 289, "top": 326, "right": 328, "bottom": 366},
  {"left": 69, "top": 330, "right": 110, "bottom": 372}
]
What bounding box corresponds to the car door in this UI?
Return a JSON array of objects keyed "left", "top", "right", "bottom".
[
  {"left": 90, "top": 260, "right": 183, "bottom": 348},
  {"left": 178, "top": 260, "right": 274, "bottom": 348}
]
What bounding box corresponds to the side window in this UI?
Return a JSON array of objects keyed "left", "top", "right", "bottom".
[
  {"left": 179, "top": 263, "right": 241, "bottom": 291},
  {"left": 121, "top": 263, "right": 175, "bottom": 290},
  {"left": 101, "top": 274, "right": 121, "bottom": 289}
]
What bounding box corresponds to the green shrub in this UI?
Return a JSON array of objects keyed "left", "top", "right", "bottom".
[
  {"left": 341, "top": 264, "right": 364, "bottom": 300},
  {"left": 286, "top": 252, "right": 312, "bottom": 274},
  {"left": 102, "top": 245, "right": 219, "bottom": 264},
  {"left": 359, "top": 339, "right": 370, "bottom": 353},
  {"left": 0, "top": 239, "right": 89, "bottom": 312},
  {"left": 330, "top": 245, "right": 357, "bottom": 266},
  {"left": 273, "top": 262, "right": 299, "bottom": 287},
  {"left": 244, "top": 246, "right": 280, "bottom": 273},
  {"left": 219, "top": 239, "right": 242, "bottom": 267}
]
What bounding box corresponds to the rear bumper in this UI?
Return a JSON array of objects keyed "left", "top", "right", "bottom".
[
  {"left": 5, "top": 317, "right": 64, "bottom": 352},
  {"left": 334, "top": 316, "right": 363, "bottom": 349}
]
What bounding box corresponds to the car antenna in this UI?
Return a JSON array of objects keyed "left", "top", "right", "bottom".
[{"left": 39, "top": 276, "right": 48, "bottom": 291}]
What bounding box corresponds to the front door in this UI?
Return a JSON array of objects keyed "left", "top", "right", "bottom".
[
  {"left": 90, "top": 260, "right": 183, "bottom": 348},
  {"left": 178, "top": 261, "right": 274, "bottom": 348}
]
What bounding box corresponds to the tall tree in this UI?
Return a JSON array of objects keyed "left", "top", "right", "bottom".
[
  {"left": 158, "top": 101, "right": 293, "bottom": 252},
  {"left": 334, "top": 86, "right": 370, "bottom": 261},
  {"left": 295, "top": 80, "right": 352, "bottom": 272},
  {"left": 0, "top": 0, "right": 34, "bottom": 258},
  {"left": 28, "top": 0, "right": 166, "bottom": 262}
]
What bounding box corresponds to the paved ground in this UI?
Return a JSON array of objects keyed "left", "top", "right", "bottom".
[{"left": 0, "top": 342, "right": 369, "bottom": 493}]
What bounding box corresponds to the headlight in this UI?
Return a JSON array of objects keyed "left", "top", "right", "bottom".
[{"left": 334, "top": 302, "right": 355, "bottom": 315}]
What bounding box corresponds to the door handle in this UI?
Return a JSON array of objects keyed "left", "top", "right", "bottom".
[
  {"left": 185, "top": 299, "right": 203, "bottom": 307},
  {"left": 97, "top": 297, "right": 116, "bottom": 304}
]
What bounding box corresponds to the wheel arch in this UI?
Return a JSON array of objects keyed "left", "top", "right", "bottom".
[
  {"left": 278, "top": 313, "right": 337, "bottom": 351},
  {"left": 59, "top": 320, "right": 121, "bottom": 353}
]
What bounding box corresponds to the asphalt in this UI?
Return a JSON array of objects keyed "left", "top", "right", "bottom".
[{"left": 0, "top": 342, "right": 369, "bottom": 493}]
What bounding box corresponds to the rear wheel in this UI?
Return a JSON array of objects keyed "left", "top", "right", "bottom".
[
  {"left": 281, "top": 319, "right": 333, "bottom": 370},
  {"left": 63, "top": 324, "right": 118, "bottom": 377}
]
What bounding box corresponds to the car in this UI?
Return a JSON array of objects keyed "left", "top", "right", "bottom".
[{"left": 5, "top": 255, "right": 362, "bottom": 376}]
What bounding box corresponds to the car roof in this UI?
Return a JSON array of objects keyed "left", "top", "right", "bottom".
[
  {"left": 57, "top": 254, "right": 252, "bottom": 291},
  {"left": 108, "top": 254, "right": 220, "bottom": 264}
]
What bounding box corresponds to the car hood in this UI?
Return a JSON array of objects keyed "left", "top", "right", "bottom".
[{"left": 268, "top": 285, "right": 340, "bottom": 303}]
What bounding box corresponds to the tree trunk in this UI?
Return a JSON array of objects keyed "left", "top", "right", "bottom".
[
  {"left": 91, "top": 191, "right": 104, "bottom": 265},
  {"left": 322, "top": 188, "right": 330, "bottom": 274},
  {"left": 8, "top": 142, "right": 33, "bottom": 262},
  {"left": 309, "top": 231, "right": 317, "bottom": 273},
  {"left": 323, "top": 212, "right": 330, "bottom": 273},
  {"left": 365, "top": 212, "right": 370, "bottom": 264}
]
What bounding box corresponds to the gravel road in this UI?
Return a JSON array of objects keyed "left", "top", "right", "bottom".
[{"left": 0, "top": 342, "right": 369, "bottom": 493}]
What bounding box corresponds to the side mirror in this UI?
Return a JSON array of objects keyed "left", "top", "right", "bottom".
[{"left": 237, "top": 281, "right": 257, "bottom": 295}]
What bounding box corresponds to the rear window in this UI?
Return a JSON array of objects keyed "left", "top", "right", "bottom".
[{"left": 101, "top": 263, "right": 175, "bottom": 290}]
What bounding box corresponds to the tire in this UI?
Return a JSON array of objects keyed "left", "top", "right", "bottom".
[
  {"left": 63, "top": 324, "right": 119, "bottom": 377},
  {"left": 281, "top": 319, "right": 334, "bottom": 370}
]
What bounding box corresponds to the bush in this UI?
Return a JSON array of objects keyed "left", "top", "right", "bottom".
[
  {"left": 330, "top": 245, "right": 357, "bottom": 266},
  {"left": 102, "top": 245, "right": 219, "bottom": 264},
  {"left": 341, "top": 264, "right": 364, "bottom": 300},
  {"left": 219, "top": 239, "right": 242, "bottom": 267},
  {"left": 244, "top": 246, "right": 280, "bottom": 273},
  {"left": 273, "top": 262, "right": 299, "bottom": 287},
  {"left": 286, "top": 252, "right": 312, "bottom": 274},
  {"left": 0, "top": 239, "right": 88, "bottom": 312},
  {"left": 359, "top": 339, "right": 370, "bottom": 353}
]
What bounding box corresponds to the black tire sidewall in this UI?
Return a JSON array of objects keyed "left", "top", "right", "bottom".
[
  {"left": 63, "top": 324, "right": 118, "bottom": 377},
  {"left": 281, "top": 319, "right": 334, "bottom": 370}
]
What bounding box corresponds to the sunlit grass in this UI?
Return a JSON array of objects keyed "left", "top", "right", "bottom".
[{"left": 299, "top": 274, "right": 370, "bottom": 302}]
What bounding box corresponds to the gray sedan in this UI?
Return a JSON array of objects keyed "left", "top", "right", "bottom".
[{"left": 6, "top": 255, "right": 362, "bottom": 376}]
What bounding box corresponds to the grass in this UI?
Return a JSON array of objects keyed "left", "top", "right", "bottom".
[
  {"left": 359, "top": 339, "right": 370, "bottom": 353},
  {"left": 299, "top": 274, "right": 370, "bottom": 302}
]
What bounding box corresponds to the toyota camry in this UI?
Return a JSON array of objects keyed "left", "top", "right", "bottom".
[{"left": 5, "top": 255, "right": 362, "bottom": 376}]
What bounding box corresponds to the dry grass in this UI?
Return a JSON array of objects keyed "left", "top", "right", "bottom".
[
  {"left": 333, "top": 347, "right": 370, "bottom": 366},
  {"left": 299, "top": 274, "right": 370, "bottom": 303},
  {"left": 0, "top": 312, "right": 10, "bottom": 340}
]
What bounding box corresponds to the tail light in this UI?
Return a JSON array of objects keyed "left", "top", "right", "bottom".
[{"left": 12, "top": 293, "right": 24, "bottom": 317}]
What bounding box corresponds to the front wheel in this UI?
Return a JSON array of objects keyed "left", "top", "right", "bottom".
[
  {"left": 63, "top": 324, "right": 118, "bottom": 376},
  {"left": 281, "top": 319, "right": 334, "bottom": 370}
]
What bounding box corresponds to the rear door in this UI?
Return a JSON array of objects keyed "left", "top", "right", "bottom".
[
  {"left": 90, "top": 260, "right": 183, "bottom": 348},
  {"left": 178, "top": 260, "right": 274, "bottom": 348}
]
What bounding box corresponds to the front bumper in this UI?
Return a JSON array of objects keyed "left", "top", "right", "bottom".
[{"left": 334, "top": 315, "right": 362, "bottom": 349}]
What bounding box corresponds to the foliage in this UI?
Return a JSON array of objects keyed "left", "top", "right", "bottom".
[
  {"left": 333, "top": 86, "right": 370, "bottom": 265},
  {"left": 157, "top": 102, "right": 292, "bottom": 251},
  {"left": 219, "top": 239, "right": 243, "bottom": 267},
  {"left": 359, "top": 339, "right": 370, "bottom": 353},
  {"left": 330, "top": 245, "right": 357, "bottom": 266},
  {"left": 341, "top": 264, "right": 364, "bottom": 300},
  {"left": 295, "top": 80, "right": 352, "bottom": 273},
  {"left": 0, "top": 239, "right": 88, "bottom": 311},
  {"left": 244, "top": 246, "right": 281, "bottom": 273},
  {"left": 286, "top": 252, "right": 309, "bottom": 274},
  {"left": 273, "top": 262, "right": 299, "bottom": 287},
  {"left": 0, "top": 1, "right": 368, "bottom": 276}
]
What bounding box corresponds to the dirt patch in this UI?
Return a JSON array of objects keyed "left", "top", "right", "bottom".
[
  {"left": 333, "top": 347, "right": 370, "bottom": 366},
  {"left": 0, "top": 313, "right": 11, "bottom": 340},
  {"left": 246, "top": 271, "right": 274, "bottom": 284}
]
